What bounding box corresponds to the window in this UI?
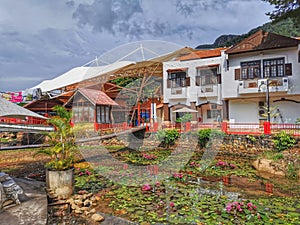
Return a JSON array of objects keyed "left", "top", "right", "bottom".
[
  {"left": 72, "top": 101, "right": 94, "bottom": 122},
  {"left": 240, "top": 60, "right": 261, "bottom": 80},
  {"left": 207, "top": 109, "right": 221, "bottom": 119},
  {"left": 263, "top": 58, "right": 285, "bottom": 77},
  {"left": 196, "top": 67, "right": 217, "bottom": 86},
  {"left": 167, "top": 71, "right": 187, "bottom": 88},
  {"left": 96, "top": 105, "right": 110, "bottom": 123}
]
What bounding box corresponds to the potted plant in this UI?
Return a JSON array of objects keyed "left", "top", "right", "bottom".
[{"left": 37, "top": 105, "right": 78, "bottom": 198}]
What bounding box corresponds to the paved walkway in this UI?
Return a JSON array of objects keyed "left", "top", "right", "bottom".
[
  {"left": 0, "top": 178, "right": 140, "bottom": 225},
  {"left": 0, "top": 178, "right": 47, "bottom": 225}
]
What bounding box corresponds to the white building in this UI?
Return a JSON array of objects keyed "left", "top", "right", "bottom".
[
  {"left": 222, "top": 30, "right": 300, "bottom": 124},
  {"left": 163, "top": 48, "right": 227, "bottom": 123}
]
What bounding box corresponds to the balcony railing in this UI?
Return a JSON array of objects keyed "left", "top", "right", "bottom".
[
  {"left": 197, "top": 84, "right": 218, "bottom": 97},
  {"left": 169, "top": 87, "right": 187, "bottom": 98},
  {"left": 238, "top": 77, "right": 289, "bottom": 94}
]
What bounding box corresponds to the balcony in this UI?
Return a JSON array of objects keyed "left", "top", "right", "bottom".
[
  {"left": 197, "top": 85, "right": 218, "bottom": 97},
  {"left": 238, "top": 77, "right": 289, "bottom": 94},
  {"left": 169, "top": 87, "right": 187, "bottom": 99}
]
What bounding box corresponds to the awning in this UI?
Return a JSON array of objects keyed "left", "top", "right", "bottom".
[
  {"left": 173, "top": 107, "right": 198, "bottom": 113},
  {"left": 0, "top": 97, "right": 47, "bottom": 119}
]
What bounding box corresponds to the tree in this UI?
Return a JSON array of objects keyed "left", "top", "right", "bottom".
[
  {"left": 36, "top": 105, "right": 78, "bottom": 170},
  {"left": 263, "top": 0, "right": 300, "bottom": 22}
]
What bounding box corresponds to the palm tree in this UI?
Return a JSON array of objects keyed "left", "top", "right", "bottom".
[{"left": 37, "top": 106, "right": 78, "bottom": 170}]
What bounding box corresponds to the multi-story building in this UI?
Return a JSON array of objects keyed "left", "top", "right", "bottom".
[
  {"left": 163, "top": 48, "right": 227, "bottom": 123},
  {"left": 222, "top": 30, "right": 300, "bottom": 124}
]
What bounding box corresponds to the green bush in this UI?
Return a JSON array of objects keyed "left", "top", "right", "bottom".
[
  {"left": 198, "top": 129, "right": 225, "bottom": 148},
  {"left": 176, "top": 113, "right": 192, "bottom": 123},
  {"left": 198, "top": 129, "right": 212, "bottom": 148},
  {"left": 156, "top": 129, "right": 180, "bottom": 146},
  {"left": 273, "top": 131, "right": 296, "bottom": 152}
]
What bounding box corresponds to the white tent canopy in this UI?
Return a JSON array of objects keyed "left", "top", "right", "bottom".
[
  {"left": 173, "top": 107, "right": 198, "bottom": 113},
  {"left": 0, "top": 97, "right": 47, "bottom": 119},
  {"left": 31, "top": 61, "right": 134, "bottom": 93}
]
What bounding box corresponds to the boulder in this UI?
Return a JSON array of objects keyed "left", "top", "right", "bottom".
[
  {"left": 252, "top": 159, "right": 285, "bottom": 177},
  {"left": 91, "top": 213, "right": 104, "bottom": 222}
]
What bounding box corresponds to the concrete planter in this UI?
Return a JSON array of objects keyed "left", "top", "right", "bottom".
[{"left": 46, "top": 168, "right": 74, "bottom": 199}]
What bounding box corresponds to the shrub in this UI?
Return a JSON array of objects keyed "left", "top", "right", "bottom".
[
  {"left": 198, "top": 129, "right": 225, "bottom": 148},
  {"left": 156, "top": 129, "right": 180, "bottom": 146},
  {"left": 273, "top": 131, "right": 296, "bottom": 152},
  {"left": 176, "top": 113, "right": 192, "bottom": 123}
]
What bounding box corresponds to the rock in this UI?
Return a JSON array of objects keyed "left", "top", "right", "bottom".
[
  {"left": 71, "top": 203, "right": 79, "bottom": 210},
  {"left": 89, "top": 208, "right": 96, "bottom": 213},
  {"left": 80, "top": 207, "right": 90, "bottom": 211},
  {"left": 84, "top": 199, "right": 92, "bottom": 207},
  {"left": 74, "top": 199, "right": 83, "bottom": 204},
  {"left": 74, "top": 209, "right": 83, "bottom": 214},
  {"left": 252, "top": 159, "right": 285, "bottom": 177},
  {"left": 91, "top": 213, "right": 104, "bottom": 222}
]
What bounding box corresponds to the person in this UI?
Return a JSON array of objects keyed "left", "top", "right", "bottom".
[{"left": 217, "top": 115, "right": 222, "bottom": 125}]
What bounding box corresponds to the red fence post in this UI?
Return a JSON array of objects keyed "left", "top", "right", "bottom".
[
  {"left": 153, "top": 122, "right": 158, "bottom": 132},
  {"left": 263, "top": 122, "right": 271, "bottom": 135},
  {"left": 186, "top": 122, "right": 191, "bottom": 132},
  {"left": 221, "top": 122, "right": 228, "bottom": 134},
  {"left": 122, "top": 122, "right": 127, "bottom": 131},
  {"left": 94, "top": 123, "right": 99, "bottom": 131}
]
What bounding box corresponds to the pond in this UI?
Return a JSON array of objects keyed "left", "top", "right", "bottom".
[{"left": 75, "top": 143, "right": 300, "bottom": 224}]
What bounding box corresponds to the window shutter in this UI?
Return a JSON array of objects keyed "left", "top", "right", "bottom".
[
  {"left": 186, "top": 77, "right": 190, "bottom": 86},
  {"left": 285, "top": 63, "right": 292, "bottom": 76},
  {"left": 167, "top": 79, "right": 171, "bottom": 88},
  {"left": 217, "top": 74, "right": 222, "bottom": 84},
  {"left": 234, "top": 68, "right": 241, "bottom": 80},
  {"left": 195, "top": 76, "right": 201, "bottom": 86}
]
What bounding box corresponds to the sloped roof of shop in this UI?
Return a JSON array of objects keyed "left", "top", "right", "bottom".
[
  {"left": 0, "top": 97, "right": 47, "bottom": 119},
  {"left": 179, "top": 47, "right": 227, "bottom": 61},
  {"left": 69, "top": 88, "right": 118, "bottom": 106},
  {"left": 23, "top": 98, "right": 64, "bottom": 111},
  {"left": 32, "top": 61, "right": 134, "bottom": 92},
  {"left": 226, "top": 30, "right": 300, "bottom": 55},
  {"left": 111, "top": 47, "right": 195, "bottom": 79}
]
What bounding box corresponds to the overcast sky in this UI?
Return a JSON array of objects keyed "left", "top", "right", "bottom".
[{"left": 0, "top": 0, "right": 274, "bottom": 92}]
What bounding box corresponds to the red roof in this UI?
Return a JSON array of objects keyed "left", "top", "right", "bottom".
[
  {"left": 79, "top": 88, "right": 118, "bottom": 106},
  {"left": 179, "top": 47, "right": 227, "bottom": 61},
  {"left": 226, "top": 30, "right": 300, "bottom": 55}
]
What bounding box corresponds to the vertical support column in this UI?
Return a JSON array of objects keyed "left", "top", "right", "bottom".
[
  {"left": 190, "top": 101, "right": 197, "bottom": 121},
  {"left": 163, "top": 103, "right": 170, "bottom": 121},
  {"left": 223, "top": 100, "right": 229, "bottom": 121},
  {"left": 137, "top": 102, "right": 141, "bottom": 126}
]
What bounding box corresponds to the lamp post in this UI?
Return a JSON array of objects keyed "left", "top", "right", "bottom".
[
  {"left": 151, "top": 92, "right": 155, "bottom": 124},
  {"left": 258, "top": 78, "right": 270, "bottom": 122}
]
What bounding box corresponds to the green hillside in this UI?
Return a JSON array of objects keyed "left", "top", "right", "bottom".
[{"left": 196, "top": 18, "right": 300, "bottom": 49}]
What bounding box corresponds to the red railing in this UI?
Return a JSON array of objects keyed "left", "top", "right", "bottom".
[
  {"left": 94, "top": 122, "right": 133, "bottom": 131},
  {"left": 94, "top": 121, "right": 300, "bottom": 136},
  {"left": 0, "top": 116, "right": 47, "bottom": 125},
  {"left": 270, "top": 123, "right": 300, "bottom": 136},
  {"left": 225, "top": 123, "right": 263, "bottom": 135}
]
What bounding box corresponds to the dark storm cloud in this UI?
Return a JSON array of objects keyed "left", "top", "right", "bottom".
[
  {"left": 0, "top": 0, "right": 274, "bottom": 91},
  {"left": 73, "top": 0, "right": 143, "bottom": 34},
  {"left": 175, "top": 0, "right": 231, "bottom": 16}
]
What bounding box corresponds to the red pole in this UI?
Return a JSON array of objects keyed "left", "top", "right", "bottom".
[
  {"left": 264, "top": 122, "right": 271, "bottom": 135},
  {"left": 221, "top": 122, "right": 228, "bottom": 133},
  {"left": 137, "top": 102, "right": 141, "bottom": 126}
]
